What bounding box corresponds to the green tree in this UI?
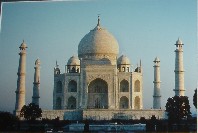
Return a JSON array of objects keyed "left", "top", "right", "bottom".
[
  {"left": 165, "top": 96, "right": 191, "bottom": 123},
  {"left": 193, "top": 88, "right": 197, "bottom": 109},
  {"left": 20, "top": 103, "right": 42, "bottom": 121}
]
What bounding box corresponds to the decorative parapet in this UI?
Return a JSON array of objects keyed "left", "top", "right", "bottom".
[{"left": 83, "top": 109, "right": 166, "bottom": 120}]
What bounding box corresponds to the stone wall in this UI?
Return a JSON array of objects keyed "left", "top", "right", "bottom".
[
  {"left": 16, "top": 109, "right": 166, "bottom": 120},
  {"left": 83, "top": 109, "right": 166, "bottom": 120},
  {"left": 44, "top": 109, "right": 167, "bottom": 120},
  {"left": 42, "top": 110, "right": 83, "bottom": 120}
]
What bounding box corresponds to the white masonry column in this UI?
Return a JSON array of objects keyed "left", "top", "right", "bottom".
[
  {"left": 15, "top": 40, "right": 27, "bottom": 111},
  {"left": 174, "top": 38, "right": 185, "bottom": 96},
  {"left": 153, "top": 57, "right": 161, "bottom": 109},
  {"left": 32, "top": 59, "right": 41, "bottom": 106}
]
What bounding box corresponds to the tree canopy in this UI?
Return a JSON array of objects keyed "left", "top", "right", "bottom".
[
  {"left": 20, "top": 103, "right": 42, "bottom": 121},
  {"left": 193, "top": 88, "right": 197, "bottom": 109},
  {"left": 0, "top": 111, "right": 18, "bottom": 131},
  {"left": 165, "top": 95, "right": 191, "bottom": 123}
]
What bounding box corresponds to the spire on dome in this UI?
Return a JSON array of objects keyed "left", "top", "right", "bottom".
[
  {"left": 140, "top": 59, "right": 142, "bottom": 67},
  {"left": 56, "top": 60, "right": 59, "bottom": 68},
  {"left": 97, "top": 15, "right": 100, "bottom": 26}
]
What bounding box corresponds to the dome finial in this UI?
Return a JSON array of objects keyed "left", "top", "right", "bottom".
[
  {"left": 97, "top": 14, "right": 100, "bottom": 26},
  {"left": 56, "top": 60, "right": 59, "bottom": 68},
  {"left": 140, "top": 59, "right": 142, "bottom": 67}
]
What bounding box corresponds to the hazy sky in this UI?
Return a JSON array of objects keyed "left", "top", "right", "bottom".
[{"left": 0, "top": 0, "right": 197, "bottom": 114}]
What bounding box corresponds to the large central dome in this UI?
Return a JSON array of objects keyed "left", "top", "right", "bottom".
[{"left": 78, "top": 17, "right": 119, "bottom": 61}]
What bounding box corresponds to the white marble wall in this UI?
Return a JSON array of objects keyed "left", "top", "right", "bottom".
[
  {"left": 83, "top": 109, "right": 166, "bottom": 120},
  {"left": 39, "top": 109, "right": 166, "bottom": 120}
]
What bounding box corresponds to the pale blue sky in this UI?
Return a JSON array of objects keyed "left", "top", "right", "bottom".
[{"left": 0, "top": 0, "right": 197, "bottom": 114}]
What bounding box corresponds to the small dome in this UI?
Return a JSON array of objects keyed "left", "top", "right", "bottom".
[
  {"left": 154, "top": 57, "right": 160, "bottom": 62},
  {"left": 78, "top": 17, "right": 119, "bottom": 60},
  {"left": 19, "top": 40, "right": 27, "bottom": 49},
  {"left": 35, "top": 59, "right": 41, "bottom": 66},
  {"left": 67, "top": 56, "right": 80, "bottom": 66},
  {"left": 117, "top": 55, "right": 130, "bottom": 65},
  {"left": 176, "top": 38, "right": 183, "bottom": 44}
]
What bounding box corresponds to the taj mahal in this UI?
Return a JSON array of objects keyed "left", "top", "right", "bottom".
[{"left": 14, "top": 16, "right": 186, "bottom": 120}]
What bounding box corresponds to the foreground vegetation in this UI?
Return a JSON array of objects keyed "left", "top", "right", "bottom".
[{"left": 0, "top": 111, "right": 196, "bottom": 132}]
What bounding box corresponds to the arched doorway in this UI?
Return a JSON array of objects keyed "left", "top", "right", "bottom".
[
  {"left": 120, "top": 80, "right": 129, "bottom": 92},
  {"left": 68, "top": 96, "right": 76, "bottom": 109},
  {"left": 120, "top": 96, "right": 129, "bottom": 109},
  {"left": 134, "top": 96, "right": 140, "bottom": 109},
  {"left": 134, "top": 80, "right": 140, "bottom": 92},
  {"left": 56, "top": 97, "right": 62, "bottom": 109},
  {"left": 88, "top": 78, "right": 108, "bottom": 109},
  {"left": 56, "top": 81, "right": 62, "bottom": 93},
  {"left": 68, "top": 80, "right": 77, "bottom": 92}
]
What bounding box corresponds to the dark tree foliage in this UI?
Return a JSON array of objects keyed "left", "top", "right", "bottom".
[
  {"left": 193, "top": 88, "right": 197, "bottom": 109},
  {"left": 165, "top": 96, "right": 191, "bottom": 123},
  {"left": 20, "top": 103, "right": 42, "bottom": 121},
  {"left": 140, "top": 117, "right": 146, "bottom": 124},
  {"left": 0, "top": 111, "right": 18, "bottom": 131},
  {"left": 146, "top": 115, "right": 158, "bottom": 132}
]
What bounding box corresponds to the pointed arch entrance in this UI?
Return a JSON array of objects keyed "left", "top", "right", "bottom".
[
  {"left": 68, "top": 96, "right": 76, "bottom": 109},
  {"left": 56, "top": 97, "right": 62, "bottom": 109},
  {"left": 68, "top": 80, "right": 77, "bottom": 92},
  {"left": 88, "top": 78, "right": 108, "bottom": 109},
  {"left": 120, "top": 80, "right": 129, "bottom": 92},
  {"left": 134, "top": 96, "right": 140, "bottom": 109},
  {"left": 119, "top": 96, "right": 129, "bottom": 109},
  {"left": 134, "top": 80, "right": 140, "bottom": 92}
]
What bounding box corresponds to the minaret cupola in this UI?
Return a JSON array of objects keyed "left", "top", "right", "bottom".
[
  {"left": 175, "top": 38, "right": 183, "bottom": 49},
  {"left": 19, "top": 40, "right": 28, "bottom": 50}
]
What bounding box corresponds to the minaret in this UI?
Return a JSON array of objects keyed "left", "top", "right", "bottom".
[
  {"left": 153, "top": 57, "right": 161, "bottom": 109},
  {"left": 32, "top": 59, "right": 41, "bottom": 106},
  {"left": 53, "top": 61, "right": 60, "bottom": 109},
  {"left": 174, "top": 38, "right": 185, "bottom": 96},
  {"left": 15, "top": 40, "right": 27, "bottom": 111}
]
